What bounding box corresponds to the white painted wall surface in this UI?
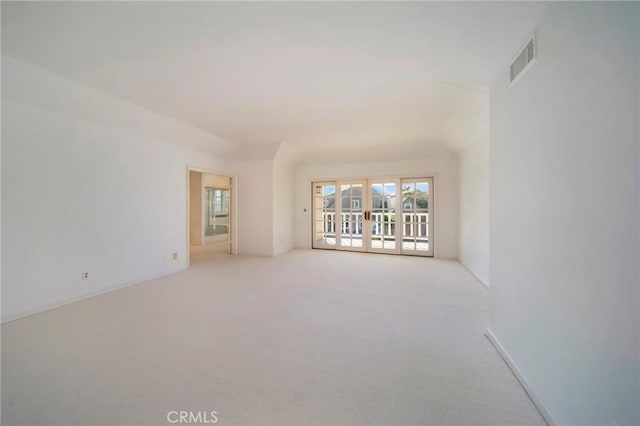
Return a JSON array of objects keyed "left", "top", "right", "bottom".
[
  {"left": 1, "top": 56, "right": 238, "bottom": 321},
  {"left": 489, "top": 3, "right": 639, "bottom": 425},
  {"left": 273, "top": 154, "right": 295, "bottom": 256},
  {"left": 294, "top": 155, "right": 460, "bottom": 259},
  {"left": 236, "top": 160, "right": 274, "bottom": 257},
  {"left": 459, "top": 135, "right": 490, "bottom": 287},
  {"left": 189, "top": 172, "right": 203, "bottom": 246}
]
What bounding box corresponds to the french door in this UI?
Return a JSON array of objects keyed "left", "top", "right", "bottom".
[{"left": 312, "top": 177, "right": 434, "bottom": 256}]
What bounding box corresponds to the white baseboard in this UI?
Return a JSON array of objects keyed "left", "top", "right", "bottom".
[
  {"left": 485, "top": 328, "right": 556, "bottom": 426},
  {"left": 459, "top": 261, "right": 490, "bottom": 289},
  {"left": 1, "top": 267, "right": 186, "bottom": 324}
]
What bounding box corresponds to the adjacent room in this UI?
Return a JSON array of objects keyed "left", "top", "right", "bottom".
[
  {"left": 189, "top": 170, "right": 235, "bottom": 265},
  {"left": 2, "top": 2, "right": 638, "bottom": 426}
]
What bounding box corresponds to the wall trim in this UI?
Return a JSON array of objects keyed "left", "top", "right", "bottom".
[
  {"left": 485, "top": 328, "right": 556, "bottom": 426},
  {"left": 1, "top": 267, "right": 186, "bottom": 324},
  {"left": 459, "top": 261, "right": 490, "bottom": 289}
]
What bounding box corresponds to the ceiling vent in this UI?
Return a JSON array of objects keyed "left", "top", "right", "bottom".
[{"left": 510, "top": 34, "right": 536, "bottom": 86}]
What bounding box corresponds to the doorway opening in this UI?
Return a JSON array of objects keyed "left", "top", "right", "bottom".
[
  {"left": 188, "top": 169, "right": 235, "bottom": 266},
  {"left": 312, "top": 177, "right": 434, "bottom": 257}
]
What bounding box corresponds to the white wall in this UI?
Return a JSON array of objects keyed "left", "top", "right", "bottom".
[
  {"left": 459, "top": 134, "right": 490, "bottom": 286},
  {"left": 489, "top": 3, "right": 639, "bottom": 425},
  {"left": 189, "top": 171, "right": 203, "bottom": 246},
  {"left": 236, "top": 160, "right": 274, "bottom": 257},
  {"left": 294, "top": 154, "right": 460, "bottom": 258},
  {"left": 1, "top": 55, "right": 238, "bottom": 321},
  {"left": 234, "top": 143, "right": 296, "bottom": 258},
  {"left": 273, "top": 151, "right": 295, "bottom": 256}
]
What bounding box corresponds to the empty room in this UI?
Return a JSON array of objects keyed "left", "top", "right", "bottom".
[{"left": 1, "top": 2, "right": 639, "bottom": 426}]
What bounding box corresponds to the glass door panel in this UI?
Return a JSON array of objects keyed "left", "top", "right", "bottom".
[
  {"left": 312, "top": 177, "right": 434, "bottom": 257},
  {"left": 205, "top": 187, "right": 230, "bottom": 237},
  {"left": 312, "top": 182, "right": 337, "bottom": 249},
  {"left": 368, "top": 180, "right": 400, "bottom": 254},
  {"left": 400, "top": 178, "right": 433, "bottom": 256},
  {"left": 337, "top": 181, "right": 366, "bottom": 251}
]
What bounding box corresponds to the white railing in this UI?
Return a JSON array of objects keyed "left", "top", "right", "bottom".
[
  {"left": 340, "top": 213, "right": 364, "bottom": 234},
  {"left": 403, "top": 213, "right": 429, "bottom": 237},
  {"left": 320, "top": 212, "right": 428, "bottom": 237}
]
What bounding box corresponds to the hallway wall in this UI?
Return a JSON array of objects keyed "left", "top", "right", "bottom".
[
  {"left": 489, "top": 3, "right": 640, "bottom": 425},
  {"left": 459, "top": 111, "right": 490, "bottom": 287}
]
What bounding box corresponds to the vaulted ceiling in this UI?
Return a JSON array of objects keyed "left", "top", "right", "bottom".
[{"left": 2, "top": 2, "right": 548, "bottom": 158}]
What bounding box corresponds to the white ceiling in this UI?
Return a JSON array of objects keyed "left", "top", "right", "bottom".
[{"left": 2, "top": 2, "right": 548, "bottom": 156}]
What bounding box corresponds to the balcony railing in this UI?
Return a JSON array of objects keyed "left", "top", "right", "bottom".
[{"left": 318, "top": 212, "right": 429, "bottom": 250}]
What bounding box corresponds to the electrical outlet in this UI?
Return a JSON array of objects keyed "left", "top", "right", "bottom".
[
  {"left": 172, "top": 252, "right": 178, "bottom": 260},
  {"left": 82, "top": 272, "right": 89, "bottom": 280}
]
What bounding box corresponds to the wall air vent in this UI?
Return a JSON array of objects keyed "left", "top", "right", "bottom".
[{"left": 510, "top": 34, "right": 536, "bottom": 86}]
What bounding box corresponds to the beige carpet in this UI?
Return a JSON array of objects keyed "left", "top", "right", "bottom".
[{"left": 2, "top": 250, "right": 545, "bottom": 426}]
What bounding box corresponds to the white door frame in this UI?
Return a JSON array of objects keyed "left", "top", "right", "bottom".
[
  {"left": 186, "top": 166, "right": 238, "bottom": 268},
  {"left": 399, "top": 177, "right": 434, "bottom": 257},
  {"left": 366, "top": 177, "right": 402, "bottom": 255},
  {"left": 311, "top": 181, "right": 338, "bottom": 250},
  {"left": 336, "top": 179, "right": 368, "bottom": 253}
]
